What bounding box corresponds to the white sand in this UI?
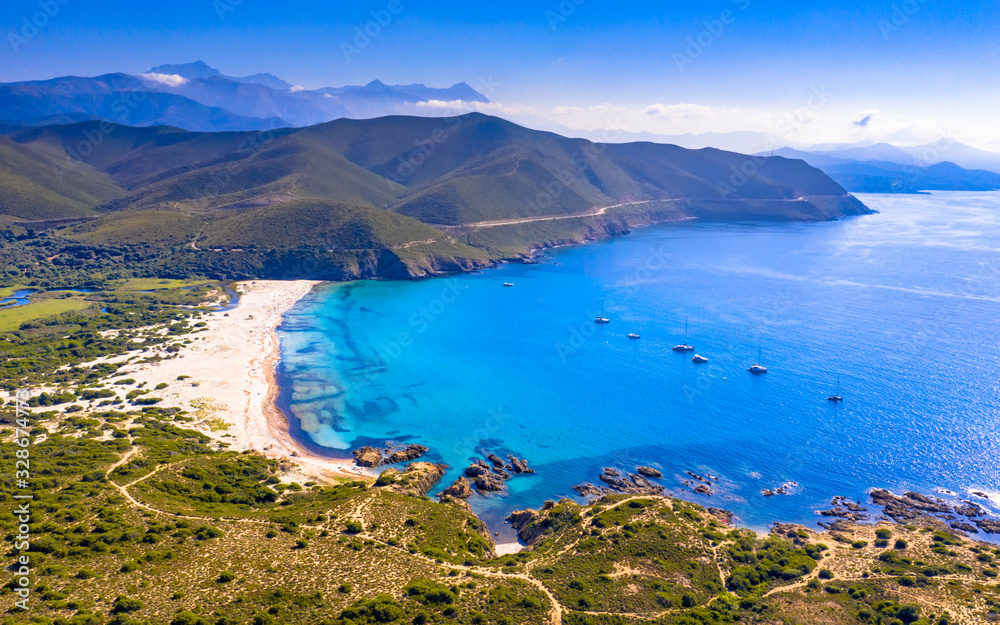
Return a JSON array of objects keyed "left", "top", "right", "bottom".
[
  {"left": 114, "top": 280, "right": 357, "bottom": 482},
  {"left": 494, "top": 542, "right": 526, "bottom": 556}
]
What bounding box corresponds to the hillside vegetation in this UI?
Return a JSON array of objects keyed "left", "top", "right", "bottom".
[
  {"left": 0, "top": 137, "right": 122, "bottom": 220},
  {"left": 1, "top": 113, "right": 871, "bottom": 280}
]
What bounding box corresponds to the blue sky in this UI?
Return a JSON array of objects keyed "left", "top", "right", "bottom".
[{"left": 2, "top": 0, "right": 998, "bottom": 147}]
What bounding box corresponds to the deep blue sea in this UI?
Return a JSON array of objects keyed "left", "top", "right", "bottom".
[{"left": 276, "top": 191, "right": 1000, "bottom": 541}]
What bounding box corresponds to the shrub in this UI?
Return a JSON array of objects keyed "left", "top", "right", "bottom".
[
  {"left": 112, "top": 596, "right": 144, "bottom": 613},
  {"left": 896, "top": 603, "right": 921, "bottom": 624},
  {"left": 170, "top": 612, "right": 209, "bottom": 625},
  {"left": 217, "top": 571, "right": 236, "bottom": 583},
  {"left": 374, "top": 473, "right": 397, "bottom": 486},
  {"left": 405, "top": 579, "right": 457, "bottom": 605},
  {"left": 818, "top": 569, "right": 834, "bottom": 579},
  {"left": 194, "top": 526, "right": 224, "bottom": 540},
  {"left": 895, "top": 539, "right": 908, "bottom": 549},
  {"left": 876, "top": 528, "right": 892, "bottom": 539},
  {"left": 344, "top": 521, "right": 364, "bottom": 534},
  {"left": 340, "top": 594, "right": 404, "bottom": 623}
]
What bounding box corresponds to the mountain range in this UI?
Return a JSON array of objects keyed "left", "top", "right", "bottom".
[
  {"left": 3, "top": 60, "right": 999, "bottom": 197},
  {"left": 760, "top": 145, "right": 1000, "bottom": 193},
  {"left": 0, "top": 61, "right": 490, "bottom": 132},
  {"left": 0, "top": 112, "right": 869, "bottom": 279},
  {"left": 570, "top": 130, "right": 1000, "bottom": 192}
]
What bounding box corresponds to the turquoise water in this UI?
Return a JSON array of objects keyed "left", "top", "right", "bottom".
[{"left": 276, "top": 191, "right": 1000, "bottom": 539}]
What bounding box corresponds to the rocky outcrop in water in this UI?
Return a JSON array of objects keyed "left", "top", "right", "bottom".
[
  {"left": 951, "top": 521, "right": 979, "bottom": 534},
  {"left": 440, "top": 477, "right": 474, "bottom": 499},
  {"left": 473, "top": 474, "right": 505, "bottom": 492},
  {"left": 352, "top": 446, "right": 382, "bottom": 467},
  {"left": 955, "top": 503, "right": 986, "bottom": 518},
  {"left": 573, "top": 483, "right": 606, "bottom": 498},
  {"left": 462, "top": 451, "right": 535, "bottom": 495},
  {"left": 381, "top": 444, "right": 429, "bottom": 465},
  {"left": 867, "top": 488, "right": 1000, "bottom": 534},
  {"left": 598, "top": 468, "right": 664, "bottom": 495},
  {"left": 508, "top": 455, "right": 535, "bottom": 474},
  {"left": 975, "top": 519, "right": 1000, "bottom": 534},
  {"left": 870, "top": 489, "right": 950, "bottom": 523},
  {"left": 637, "top": 466, "right": 662, "bottom": 478},
  {"left": 818, "top": 496, "right": 871, "bottom": 522},
  {"left": 761, "top": 482, "right": 798, "bottom": 497}
]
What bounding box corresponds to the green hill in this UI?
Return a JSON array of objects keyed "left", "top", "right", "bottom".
[
  {"left": 0, "top": 137, "right": 123, "bottom": 220},
  {"left": 3, "top": 112, "right": 871, "bottom": 279},
  {"left": 198, "top": 198, "right": 445, "bottom": 250}
]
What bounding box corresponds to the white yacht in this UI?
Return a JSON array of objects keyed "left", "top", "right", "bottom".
[
  {"left": 594, "top": 302, "right": 610, "bottom": 324},
  {"left": 748, "top": 347, "right": 767, "bottom": 374},
  {"left": 827, "top": 377, "right": 843, "bottom": 402},
  {"left": 672, "top": 317, "right": 695, "bottom": 351}
]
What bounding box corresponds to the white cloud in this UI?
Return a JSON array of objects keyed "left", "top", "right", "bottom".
[
  {"left": 140, "top": 73, "right": 188, "bottom": 88},
  {"left": 544, "top": 101, "right": 780, "bottom": 137},
  {"left": 290, "top": 85, "right": 305, "bottom": 92},
  {"left": 414, "top": 99, "right": 525, "bottom": 116}
]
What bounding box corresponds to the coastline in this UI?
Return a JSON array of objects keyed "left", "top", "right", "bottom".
[{"left": 116, "top": 279, "right": 360, "bottom": 483}]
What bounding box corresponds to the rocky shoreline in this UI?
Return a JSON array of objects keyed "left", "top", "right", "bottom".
[{"left": 348, "top": 438, "right": 1000, "bottom": 546}]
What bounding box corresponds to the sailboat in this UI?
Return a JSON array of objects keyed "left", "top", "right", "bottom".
[
  {"left": 594, "top": 301, "right": 610, "bottom": 324},
  {"left": 628, "top": 322, "right": 640, "bottom": 339},
  {"left": 747, "top": 347, "right": 767, "bottom": 374},
  {"left": 827, "top": 377, "right": 843, "bottom": 402},
  {"left": 672, "top": 317, "right": 694, "bottom": 351}
]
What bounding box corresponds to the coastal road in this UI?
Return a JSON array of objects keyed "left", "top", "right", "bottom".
[{"left": 438, "top": 199, "right": 659, "bottom": 230}]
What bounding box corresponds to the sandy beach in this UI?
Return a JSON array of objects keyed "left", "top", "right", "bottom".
[{"left": 112, "top": 280, "right": 359, "bottom": 482}]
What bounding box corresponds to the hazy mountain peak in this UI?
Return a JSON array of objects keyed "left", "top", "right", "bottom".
[{"left": 148, "top": 61, "right": 221, "bottom": 79}]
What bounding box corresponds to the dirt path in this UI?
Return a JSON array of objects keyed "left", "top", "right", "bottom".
[
  {"left": 104, "top": 452, "right": 832, "bottom": 625},
  {"left": 440, "top": 200, "right": 658, "bottom": 230}
]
